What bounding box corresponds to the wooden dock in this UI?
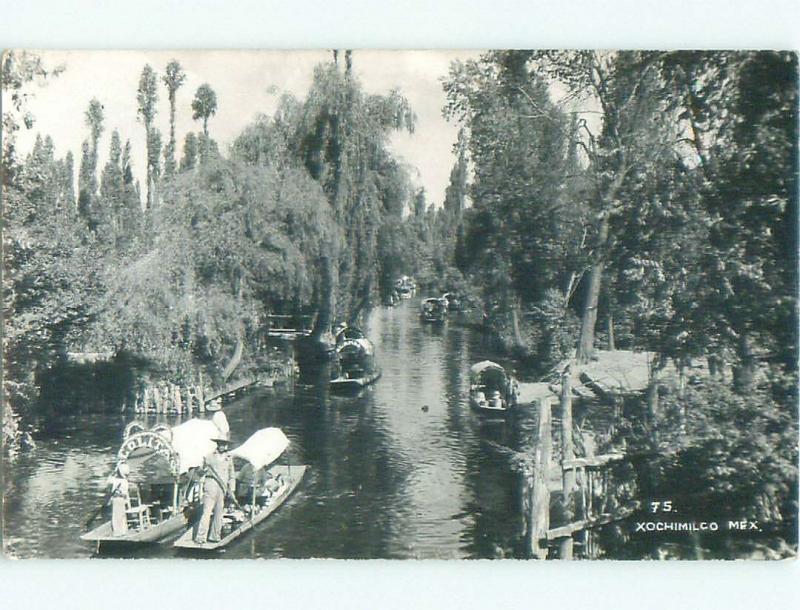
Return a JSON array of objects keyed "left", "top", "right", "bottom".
[
  {"left": 204, "top": 376, "right": 259, "bottom": 403},
  {"left": 265, "top": 314, "right": 314, "bottom": 340}
]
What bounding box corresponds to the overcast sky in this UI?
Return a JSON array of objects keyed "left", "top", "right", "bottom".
[{"left": 10, "top": 50, "right": 479, "bottom": 208}]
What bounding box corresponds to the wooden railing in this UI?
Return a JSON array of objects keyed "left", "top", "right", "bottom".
[{"left": 528, "top": 397, "right": 641, "bottom": 560}]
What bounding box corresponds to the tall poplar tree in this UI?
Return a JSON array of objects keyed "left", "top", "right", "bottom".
[
  {"left": 162, "top": 60, "right": 186, "bottom": 177},
  {"left": 137, "top": 64, "right": 159, "bottom": 208}
]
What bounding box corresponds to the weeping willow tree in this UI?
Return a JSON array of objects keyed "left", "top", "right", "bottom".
[
  {"left": 235, "top": 53, "right": 416, "bottom": 347},
  {"left": 89, "top": 157, "right": 334, "bottom": 384}
]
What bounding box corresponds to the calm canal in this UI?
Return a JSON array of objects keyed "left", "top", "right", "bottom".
[{"left": 4, "top": 298, "right": 539, "bottom": 559}]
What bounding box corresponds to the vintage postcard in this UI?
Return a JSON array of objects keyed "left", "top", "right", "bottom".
[{"left": 2, "top": 49, "right": 797, "bottom": 560}]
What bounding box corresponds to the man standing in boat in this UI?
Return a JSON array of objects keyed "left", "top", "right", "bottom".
[{"left": 194, "top": 435, "right": 236, "bottom": 544}]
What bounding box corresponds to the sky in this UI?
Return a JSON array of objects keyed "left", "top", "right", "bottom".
[{"left": 9, "top": 50, "right": 479, "bottom": 208}]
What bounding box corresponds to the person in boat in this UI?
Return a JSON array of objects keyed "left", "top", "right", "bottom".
[
  {"left": 235, "top": 464, "right": 284, "bottom": 503},
  {"left": 206, "top": 398, "right": 229, "bottom": 439},
  {"left": 106, "top": 462, "right": 131, "bottom": 536},
  {"left": 194, "top": 435, "right": 236, "bottom": 544}
]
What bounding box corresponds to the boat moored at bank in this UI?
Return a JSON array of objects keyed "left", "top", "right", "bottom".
[
  {"left": 468, "top": 361, "right": 519, "bottom": 416},
  {"left": 330, "top": 325, "right": 382, "bottom": 390}
]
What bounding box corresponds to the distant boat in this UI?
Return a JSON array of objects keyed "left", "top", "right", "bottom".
[
  {"left": 383, "top": 292, "right": 399, "bottom": 307},
  {"left": 81, "top": 419, "right": 218, "bottom": 547},
  {"left": 468, "top": 361, "right": 519, "bottom": 416},
  {"left": 330, "top": 326, "right": 382, "bottom": 390},
  {"left": 395, "top": 276, "right": 416, "bottom": 298},
  {"left": 441, "top": 292, "right": 461, "bottom": 311},
  {"left": 420, "top": 297, "right": 448, "bottom": 323},
  {"left": 174, "top": 428, "right": 307, "bottom": 551}
]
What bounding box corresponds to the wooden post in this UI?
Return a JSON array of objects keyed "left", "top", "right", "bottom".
[
  {"left": 529, "top": 396, "right": 552, "bottom": 559},
  {"left": 197, "top": 373, "right": 206, "bottom": 413},
  {"left": 559, "top": 536, "right": 574, "bottom": 560},
  {"left": 579, "top": 466, "right": 587, "bottom": 519},
  {"left": 647, "top": 371, "right": 660, "bottom": 447},
  {"left": 561, "top": 365, "right": 576, "bottom": 493},
  {"left": 173, "top": 385, "right": 183, "bottom": 414}
]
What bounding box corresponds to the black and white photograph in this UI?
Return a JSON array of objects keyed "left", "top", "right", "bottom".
[{"left": 2, "top": 48, "right": 798, "bottom": 563}]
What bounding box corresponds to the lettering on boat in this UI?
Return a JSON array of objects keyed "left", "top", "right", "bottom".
[{"left": 117, "top": 432, "right": 179, "bottom": 476}]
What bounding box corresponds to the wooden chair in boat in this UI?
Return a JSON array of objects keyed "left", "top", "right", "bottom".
[{"left": 125, "top": 484, "right": 152, "bottom": 531}]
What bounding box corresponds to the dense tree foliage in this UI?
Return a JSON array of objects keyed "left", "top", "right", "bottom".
[
  {"left": 444, "top": 51, "right": 589, "bottom": 363},
  {"left": 443, "top": 49, "right": 798, "bottom": 533},
  {"left": 4, "top": 53, "right": 421, "bottom": 437},
  {"left": 233, "top": 60, "right": 416, "bottom": 334}
]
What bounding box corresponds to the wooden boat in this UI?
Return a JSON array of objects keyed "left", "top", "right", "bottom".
[
  {"left": 395, "top": 275, "right": 416, "bottom": 298},
  {"left": 174, "top": 428, "right": 307, "bottom": 551},
  {"left": 468, "top": 360, "right": 519, "bottom": 415},
  {"left": 330, "top": 328, "right": 381, "bottom": 390},
  {"left": 81, "top": 418, "right": 218, "bottom": 546},
  {"left": 420, "top": 297, "right": 448, "bottom": 323},
  {"left": 335, "top": 324, "right": 367, "bottom": 345},
  {"left": 330, "top": 367, "right": 382, "bottom": 390},
  {"left": 442, "top": 292, "right": 461, "bottom": 311}
]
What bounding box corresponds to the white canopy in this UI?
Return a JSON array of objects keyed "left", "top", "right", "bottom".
[
  {"left": 170, "top": 419, "right": 218, "bottom": 474},
  {"left": 231, "top": 428, "right": 290, "bottom": 471},
  {"left": 337, "top": 337, "right": 374, "bottom": 356},
  {"left": 470, "top": 360, "right": 506, "bottom": 377}
]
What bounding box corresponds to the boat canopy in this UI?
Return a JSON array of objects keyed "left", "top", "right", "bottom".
[
  {"left": 421, "top": 297, "right": 446, "bottom": 310},
  {"left": 170, "top": 419, "right": 219, "bottom": 474},
  {"left": 231, "top": 428, "right": 290, "bottom": 471},
  {"left": 469, "top": 360, "right": 508, "bottom": 382},
  {"left": 337, "top": 337, "right": 374, "bottom": 357}
]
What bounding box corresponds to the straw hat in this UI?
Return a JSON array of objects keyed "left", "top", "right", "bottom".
[{"left": 116, "top": 462, "right": 130, "bottom": 477}]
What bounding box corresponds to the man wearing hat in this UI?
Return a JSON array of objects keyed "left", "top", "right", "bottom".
[
  {"left": 106, "top": 462, "right": 131, "bottom": 536},
  {"left": 206, "top": 397, "right": 229, "bottom": 439},
  {"left": 194, "top": 434, "right": 236, "bottom": 544}
]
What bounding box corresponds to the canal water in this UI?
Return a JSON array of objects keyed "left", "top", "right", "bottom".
[{"left": 3, "top": 298, "right": 538, "bottom": 559}]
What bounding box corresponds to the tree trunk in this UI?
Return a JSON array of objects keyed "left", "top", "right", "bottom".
[
  {"left": 733, "top": 332, "right": 756, "bottom": 393},
  {"left": 222, "top": 331, "right": 244, "bottom": 381},
  {"left": 607, "top": 313, "right": 616, "bottom": 351},
  {"left": 576, "top": 261, "right": 602, "bottom": 364},
  {"left": 511, "top": 304, "right": 525, "bottom": 350},
  {"left": 576, "top": 214, "right": 609, "bottom": 364},
  {"left": 312, "top": 255, "right": 336, "bottom": 341}
]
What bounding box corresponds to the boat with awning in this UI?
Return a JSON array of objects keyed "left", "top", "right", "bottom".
[
  {"left": 468, "top": 360, "right": 519, "bottom": 416},
  {"left": 81, "top": 419, "right": 217, "bottom": 546},
  {"left": 330, "top": 328, "right": 382, "bottom": 390},
  {"left": 173, "top": 427, "right": 307, "bottom": 551}
]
